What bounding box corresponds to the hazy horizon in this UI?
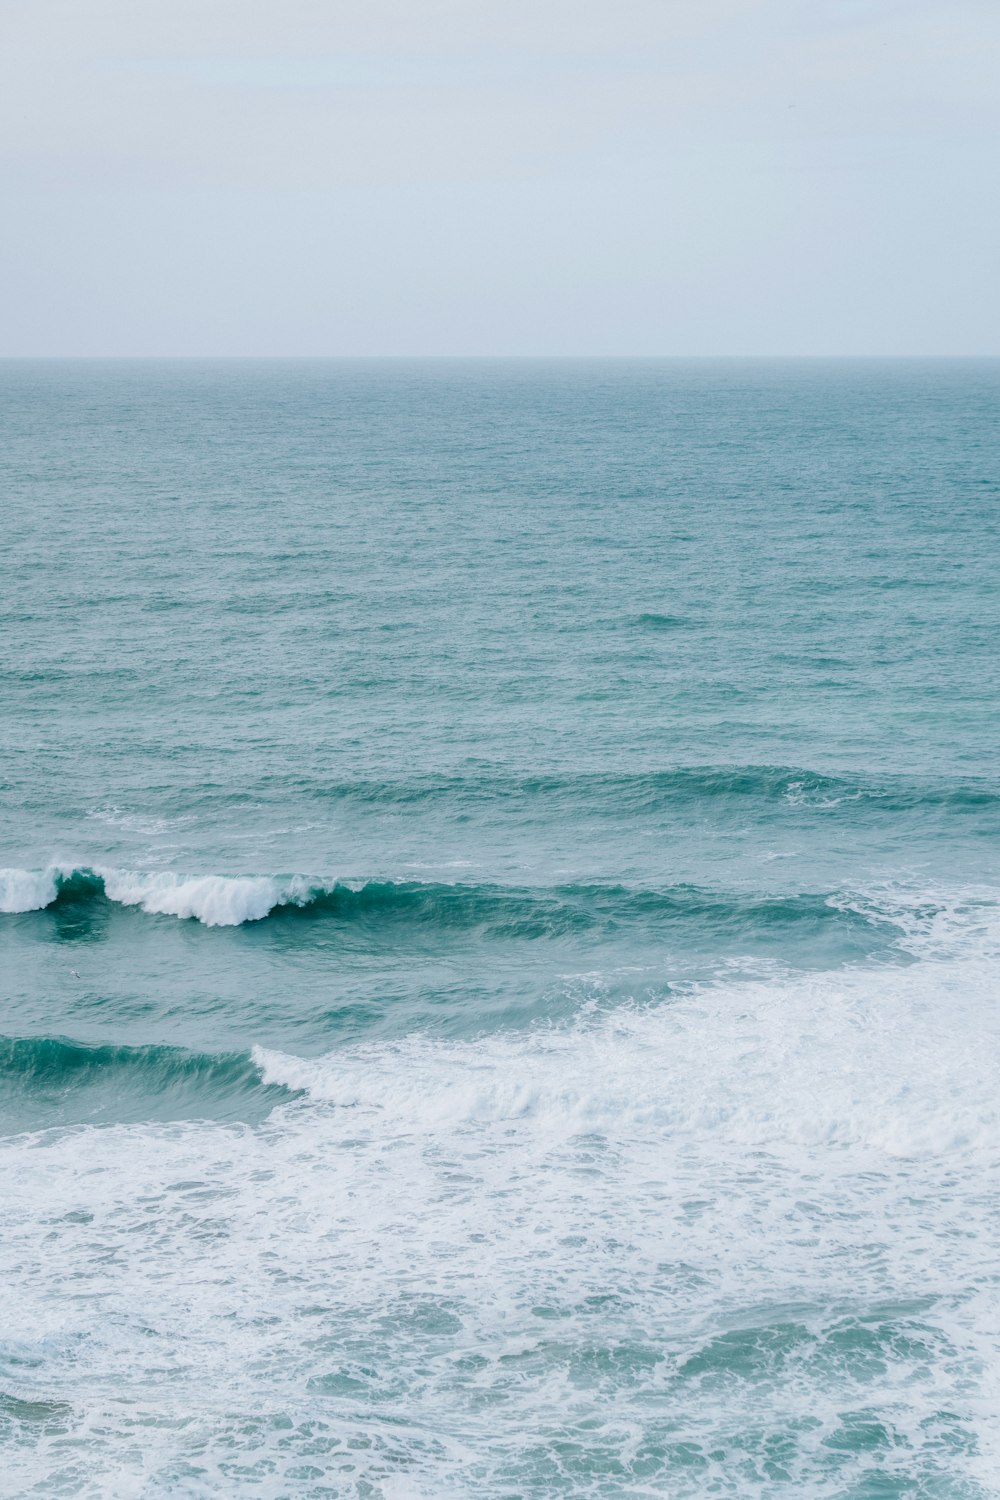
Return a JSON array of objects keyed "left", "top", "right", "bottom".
[
  {"left": 3, "top": 0, "right": 998, "bottom": 357},
  {"left": 3, "top": 354, "right": 1000, "bottom": 361}
]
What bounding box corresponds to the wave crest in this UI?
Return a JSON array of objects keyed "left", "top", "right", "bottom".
[
  {"left": 0, "top": 866, "right": 301, "bottom": 926},
  {"left": 3, "top": 867, "right": 999, "bottom": 974},
  {"left": 0, "top": 867, "right": 62, "bottom": 914},
  {"left": 0, "top": 1036, "right": 299, "bottom": 1128},
  {"left": 0, "top": 865, "right": 893, "bottom": 940}
]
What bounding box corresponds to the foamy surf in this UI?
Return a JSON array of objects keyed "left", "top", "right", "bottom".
[
  {"left": 5, "top": 940, "right": 1000, "bottom": 1497},
  {"left": 102, "top": 869, "right": 288, "bottom": 925},
  {"left": 0, "top": 866, "right": 61, "bottom": 914},
  {"left": 251, "top": 938, "right": 1000, "bottom": 1159},
  {"left": 0, "top": 865, "right": 320, "bottom": 926}
]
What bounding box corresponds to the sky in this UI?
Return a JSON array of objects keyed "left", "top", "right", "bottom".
[{"left": 1, "top": 0, "right": 997, "bottom": 356}]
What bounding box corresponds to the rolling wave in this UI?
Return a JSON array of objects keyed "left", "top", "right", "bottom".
[
  {"left": 0, "top": 864, "right": 908, "bottom": 945},
  {"left": 0, "top": 1036, "right": 299, "bottom": 1128},
  {"left": 295, "top": 764, "right": 1000, "bottom": 814}
]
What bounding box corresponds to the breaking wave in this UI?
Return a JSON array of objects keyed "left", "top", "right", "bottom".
[
  {"left": 0, "top": 1036, "right": 299, "bottom": 1128},
  {"left": 251, "top": 930, "right": 1000, "bottom": 1157},
  {"left": 0, "top": 864, "right": 936, "bottom": 951}
]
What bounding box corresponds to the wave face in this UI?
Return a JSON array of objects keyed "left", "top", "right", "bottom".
[
  {"left": 0, "top": 1036, "right": 297, "bottom": 1128},
  {"left": 2, "top": 866, "right": 292, "bottom": 924},
  {"left": 0, "top": 861, "right": 914, "bottom": 936},
  {"left": 0, "top": 865, "right": 951, "bottom": 996},
  {"left": 3, "top": 360, "right": 1000, "bottom": 1497}
]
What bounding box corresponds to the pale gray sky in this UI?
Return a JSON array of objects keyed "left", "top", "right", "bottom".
[{"left": 1, "top": 0, "right": 997, "bottom": 354}]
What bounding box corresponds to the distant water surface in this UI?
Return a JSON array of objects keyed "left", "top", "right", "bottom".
[{"left": 2, "top": 359, "right": 1000, "bottom": 1497}]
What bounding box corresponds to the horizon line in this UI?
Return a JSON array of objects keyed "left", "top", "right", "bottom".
[{"left": 2, "top": 352, "right": 999, "bottom": 362}]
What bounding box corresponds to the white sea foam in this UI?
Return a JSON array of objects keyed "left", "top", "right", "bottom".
[
  {"left": 100, "top": 870, "right": 284, "bottom": 926},
  {"left": 3, "top": 931, "right": 1000, "bottom": 1496},
  {"left": 831, "top": 881, "right": 1000, "bottom": 962},
  {"left": 253, "top": 936, "right": 1000, "bottom": 1158},
  {"left": 0, "top": 865, "right": 60, "bottom": 912},
  {"left": 0, "top": 865, "right": 322, "bottom": 925},
  {"left": 87, "top": 805, "right": 195, "bottom": 836}
]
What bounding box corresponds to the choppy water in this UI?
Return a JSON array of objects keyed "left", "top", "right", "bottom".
[{"left": 2, "top": 359, "right": 999, "bottom": 1498}]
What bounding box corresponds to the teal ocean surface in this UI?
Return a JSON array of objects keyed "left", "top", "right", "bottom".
[{"left": 2, "top": 359, "right": 1000, "bottom": 1497}]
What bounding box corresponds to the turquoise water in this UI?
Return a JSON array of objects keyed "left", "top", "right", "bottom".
[{"left": 2, "top": 359, "right": 999, "bottom": 1497}]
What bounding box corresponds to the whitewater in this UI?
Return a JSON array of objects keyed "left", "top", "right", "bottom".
[{"left": 2, "top": 358, "right": 999, "bottom": 1498}]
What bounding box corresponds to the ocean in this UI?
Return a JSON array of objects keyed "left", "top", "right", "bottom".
[{"left": 2, "top": 358, "right": 999, "bottom": 1497}]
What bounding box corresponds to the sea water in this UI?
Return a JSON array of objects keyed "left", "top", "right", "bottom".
[{"left": 2, "top": 358, "right": 999, "bottom": 1497}]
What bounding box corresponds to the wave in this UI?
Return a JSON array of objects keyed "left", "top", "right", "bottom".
[
  {"left": 0, "top": 866, "right": 79, "bottom": 914},
  {"left": 5, "top": 890, "right": 996, "bottom": 1140},
  {"left": 0, "top": 1036, "right": 298, "bottom": 1129},
  {"left": 249, "top": 926, "right": 1000, "bottom": 1158},
  {"left": 634, "top": 611, "right": 691, "bottom": 631},
  {"left": 0, "top": 866, "right": 289, "bottom": 926},
  {"left": 0, "top": 864, "right": 912, "bottom": 948},
  {"left": 292, "top": 764, "right": 1000, "bottom": 815}
]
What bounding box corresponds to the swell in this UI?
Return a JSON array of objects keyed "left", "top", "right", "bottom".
[
  {"left": 294, "top": 764, "right": 1000, "bottom": 815},
  {"left": 0, "top": 1036, "right": 299, "bottom": 1129},
  {"left": 0, "top": 865, "right": 904, "bottom": 948}
]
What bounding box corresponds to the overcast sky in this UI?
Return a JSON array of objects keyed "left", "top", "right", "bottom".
[{"left": 1, "top": 0, "right": 997, "bottom": 355}]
